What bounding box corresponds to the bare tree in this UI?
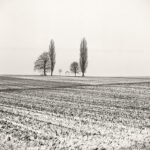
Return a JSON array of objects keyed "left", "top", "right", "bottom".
[
  {"left": 34, "top": 52, "right": 50, "bottom": 76},
  {"left": 49, "top": 39, "right": 56, "bottom": 76},
  {"left": 80, "top": 38, "right": 88, "bottom": 77},
  {"left": 70, "top": 62, "right": 79, "bottom": 77},
  {"left": 59, "top": 69, "right": 62, "bottom": 76}
]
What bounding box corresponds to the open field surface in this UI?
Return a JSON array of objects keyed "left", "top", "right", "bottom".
[
  {"left": 0, "top": 76, "right": 150, "bottom": 150},
  {"left": 12, "top": 75, "right": 150, "bottom": 85}
]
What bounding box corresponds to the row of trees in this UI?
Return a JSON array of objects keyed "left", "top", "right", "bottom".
[
  {"left": 34, "top": 40, "right": 56, "bottom": 76},
  {"left": 34, "top": 38, "right": 88, "bottom": 77}
]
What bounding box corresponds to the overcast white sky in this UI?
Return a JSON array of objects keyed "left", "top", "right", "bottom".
[{"left": 0, "top": 0, "right": 150, "bottom": 76}]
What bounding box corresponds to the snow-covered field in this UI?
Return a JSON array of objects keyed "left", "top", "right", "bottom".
[
  {"left": 14, "top": 75, "right": 150, "bottom": 85},
  {"left": 0, "top": 76, "right": 150, "bottom": 150}
]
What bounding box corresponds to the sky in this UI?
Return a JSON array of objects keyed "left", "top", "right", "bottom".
[{"left": 0, "top": 0, "right": 150, "bottom": 76}]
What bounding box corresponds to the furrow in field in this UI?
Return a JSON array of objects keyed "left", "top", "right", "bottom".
[{"left": 0, "top": 104, "right": 150, "bottom": 150}]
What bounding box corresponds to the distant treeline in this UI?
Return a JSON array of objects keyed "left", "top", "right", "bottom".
[{"left": 34, "top": 38, "right": 88, "bottom": 77}]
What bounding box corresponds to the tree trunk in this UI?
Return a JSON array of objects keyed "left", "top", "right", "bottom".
[
  {"left": 44, "top": 62, "right": 46, "bottom": 76},
  {"left": 75, "top": 72, "right": 76, "bottom": 77},
  {"left": 51, "top": 71, "right": 53, "bottom": 76},
  {"left": 44, "top": 69, "right": 46, "bottom": 76},
  {"left": 82, "top": 72, "right": 84, "bottom": 77}
]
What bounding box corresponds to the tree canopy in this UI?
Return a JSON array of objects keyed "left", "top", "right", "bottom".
[
  {"left": 70, "top": 62, "right": 80, "bottom": 77},
  {"left": 80, "top": 38, "right": 88, "bottom": 77},
  {"left": 34, "top": 52, "right": 50, "bottom": 76},
  {"left": 49, "top": 39, "right": 56, "bottom": 76}
]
